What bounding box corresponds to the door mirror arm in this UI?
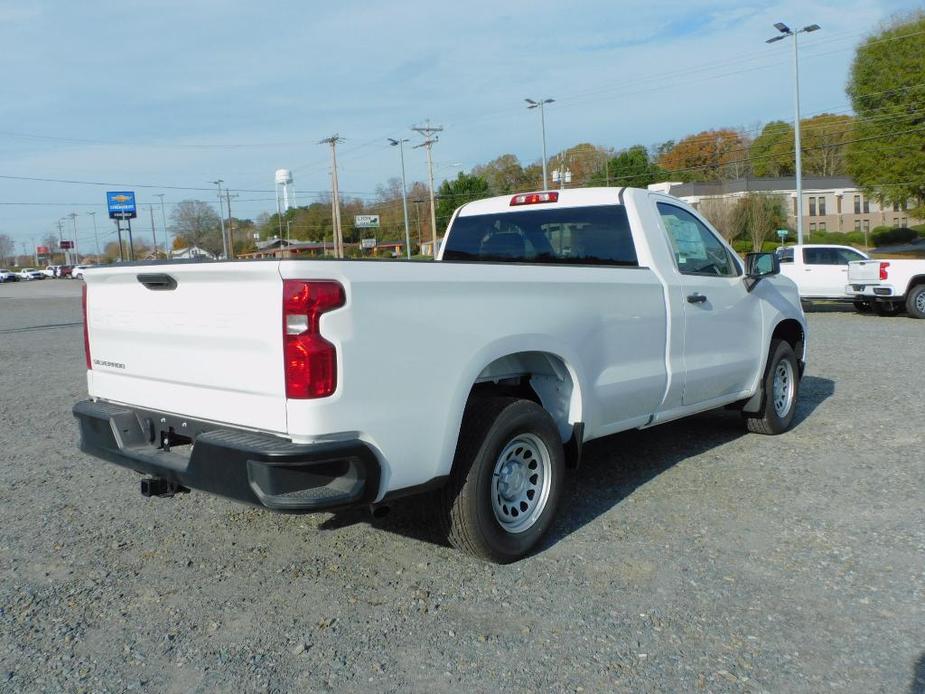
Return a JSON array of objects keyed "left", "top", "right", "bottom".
[{"left": 744, "top": 252, "right": 781, "bottom": 292}]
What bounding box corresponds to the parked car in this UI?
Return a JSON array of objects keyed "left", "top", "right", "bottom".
[
  {"left": 43, "top": 265, "right": 58, "bottom": 278},
  {"left": 847, "top": 258, "right": 925, "bottom": 318},
  {"left": 71, "top": 265, "right": 91, "bottom": 280},
  {"left": 57, "top": 265, "right": 73, "bottom": 279},
  {"left": 18, "top": 268, "right": 44, "bottom": 280},
  {"left": 776, "top": 244, "right": 870, "bottom": 310},
  {"left": 73, "top": 187, "right": 807, "bottom": 562},
  {"left": 0, "top": 268, "right": 19, "bottom": 282}
]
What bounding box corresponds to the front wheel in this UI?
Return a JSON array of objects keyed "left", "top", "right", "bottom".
[
  {"left": 872, "top": 301, "right": 903, "bottom": 317},
  {"left": 905, "top": 285, "right": 925, "bottom": 319},
  {"left": 436, "top": 397, "right": 565, "bottom": 563},
  {"left": 744, "top": 339, "right": 800, "bottom": 435}
]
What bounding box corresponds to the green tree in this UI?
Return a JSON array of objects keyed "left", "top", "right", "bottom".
[
  {"left": 588, "top": 144, "right": 666, "bottom": 187},
  {"left": 472, "top": 154, "right": 532, "bottom": 195},
  {"left": 733, "top": 194, "right": 787, "bottom": 251},
  {"left": 846, "top": 11, "right": 925, "bottom": 212},
  {"left": 436, "top": 172, "right": 490, "bottom": 231},
  {"left": 750, "top": 121, "right": 794, "bottom": 177}
]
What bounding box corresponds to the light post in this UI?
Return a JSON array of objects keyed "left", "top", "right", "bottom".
[
  {"left": 766, "top": 22, "right": 820, "bottom": 245},
  {"left": 525, "top": 98, "right": 554, "bottom": 190},
  {"left": 86, "top": 211, "right": 100, "bottom": 259},
  {"left": 68, "top": 212, "right": 80, "bottom": 263},
  {"left": 388, "top": 138, "right": 413, "bottom": 259}
]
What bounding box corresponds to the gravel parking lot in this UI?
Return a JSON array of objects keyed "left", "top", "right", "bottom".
[{"left": 1, "top": 279, "right": 922, "bottom": 692}]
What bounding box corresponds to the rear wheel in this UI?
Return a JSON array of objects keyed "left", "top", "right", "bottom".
[
  {"left": 744, "top": 339, "right": 800, "bottom": 435},
  {"left": 905, "top": 285, "right": 925, "bottom": 319},
  {"left": 436, "top": 397, "right": 565, "bottom": 563},
  {"left": 872, "top": 300, "right": 903, "bottom": 317}
]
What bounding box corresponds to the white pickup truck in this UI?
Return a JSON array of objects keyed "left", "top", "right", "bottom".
[
  {"left": 74, "top": 187, "right": 807, "bottom": 562},
  {"left": 847, "top": 258, "right": 925, "bottom": 318},
  {"left": 776, "top": 244, "right": 870, "bottom": 309}
]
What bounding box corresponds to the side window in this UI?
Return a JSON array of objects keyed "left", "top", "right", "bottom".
[
  {"left": 656, "top": 203, "right": 739, "bottom": 277},
  {"left": 776, "top": 248, "right": 794, "bottom": 263},
  {"left": 803, "top": 247, "right": 843, "bottom": 265},
  {"left": 835, "top": 248, "right": 866, "bottom": 264}
]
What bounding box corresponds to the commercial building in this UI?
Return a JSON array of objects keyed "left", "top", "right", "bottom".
[{"left": 650, "top": 176, "right": 923, "bottom": 234}]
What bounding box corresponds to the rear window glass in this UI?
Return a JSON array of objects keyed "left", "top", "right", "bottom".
[{"left": 443, "top": 204, "right": 638, "bottom": 266}]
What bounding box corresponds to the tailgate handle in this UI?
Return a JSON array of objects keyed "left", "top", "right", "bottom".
[{"left": 137, "top": 273, "right": 177, "bottom": 291}]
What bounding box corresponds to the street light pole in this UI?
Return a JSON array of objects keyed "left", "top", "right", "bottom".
[
  {"left": 766, "top": 22, "right": 820, "bottom": 246},
  {"left": 525, "top": 98, "right": 554, "bottom": 190},
  {"left": 388, "top": 138, "right": 413, "bottom": 259}
]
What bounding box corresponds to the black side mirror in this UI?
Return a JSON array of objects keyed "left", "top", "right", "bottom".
[{"left": 745, "top": 252, "right": 780, "bottom": 291}]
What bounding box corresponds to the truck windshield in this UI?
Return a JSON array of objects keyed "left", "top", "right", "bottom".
[{"left": 443, "top": 204, "right": 637, "bottom": 266}]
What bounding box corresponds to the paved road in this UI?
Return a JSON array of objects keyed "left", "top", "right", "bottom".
[{"left": 1, "top": 280, "right": 922, "bottom": 692}]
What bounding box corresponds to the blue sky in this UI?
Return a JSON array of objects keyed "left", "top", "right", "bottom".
[{"left": 0, "top": 0, "right": 917, "bottom": 251}]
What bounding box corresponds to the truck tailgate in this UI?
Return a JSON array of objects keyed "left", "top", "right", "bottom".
[
  {"left": 848, "top": 260, "right": 881, "bottom": 284},
  {"left": 84, "top": 262, "right": 287, "bottom": 433}
]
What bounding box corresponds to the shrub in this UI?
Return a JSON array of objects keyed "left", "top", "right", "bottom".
[{"left": 871, "top": 226, "right": 918, "bottom": 246}]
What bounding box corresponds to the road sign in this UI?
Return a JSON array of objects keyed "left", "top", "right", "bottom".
[
  {"left": 777, "top": 229, "right": 788, "bottom": 240},
  {"left": 59, "top": 240, "right": 74, "bottom": 250},
  {"left": 36, "top": 245, "right": 49, "bottom": 254},
  {"left": 355, "top": 214, "right": 380, "bottom": 229},
  {"left": 107, "top": 191, "right": 137, "bottom": 219},
  {"left": 360, "top": 238, "right": 377, "bottom": 249}
]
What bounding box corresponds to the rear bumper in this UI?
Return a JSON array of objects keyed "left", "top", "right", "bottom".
[
  {"left": 72, "top": 399, "right": 380, "bottom": 512},
  {"left": 846, "top": 283, "right": 900, "bottom": 299}
]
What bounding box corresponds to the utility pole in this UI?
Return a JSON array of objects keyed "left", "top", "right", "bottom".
[
  {"left": 149, "top": 205, "right": 158, "bottom": 259},
  {"left": 225, "top": 189, "right": 238, "bottom": 259},
  {"left": 213, "top": 179, "right": 227, "bottom": 258},
  {"left": 412, "top": 122, "right": 443, "bottom": 257},
  {"left": 319, "top": 135, "right": 345, "bottom": 258},
  {"left": 525, "top": 98, "right": 554, "bottom": 190},
  {"left": 388, "top": 138, "right": 412, "bottom": 259},
  {"left": 56, "top": 219, "right": 65, "bottom": 263},
  {"left": 766, "top": 22, "right": 820, "bottom": 245},
  {"left": 155, "top": 194, "right": 169, "bottom": 258},
  {"left": 68, "top": 212, "right": 80, "bottom": 263},
  {"left": 86, "top": 211, "right": 101, "bottom": 259},
  {"left": 412, "top": 199, "right": 424, "bottom": 247}
]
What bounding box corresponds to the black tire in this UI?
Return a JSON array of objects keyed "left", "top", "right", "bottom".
[
  {"left": 853, "top": 300, "right": 872, "bottom": 313},
  {"left": 436, "top": 397, "right": 565, "bottom": 563},
  {"left": 872, "top": 300, "right": 903, "bottom": 317},
  {"left": 744, "top": 339, "right": 800, "bottom": 435},
  {"left": 905, "top": 285, "right": 925, "bottom": 319}
]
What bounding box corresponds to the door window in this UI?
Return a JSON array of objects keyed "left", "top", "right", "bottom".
[{"left": 656, "top": 203, "right": 739, "bottom": 277}]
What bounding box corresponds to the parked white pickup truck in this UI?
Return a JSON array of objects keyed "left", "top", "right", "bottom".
[
  {"left": 847, "top": 258, "right": 925, "bottom": 318},
  {"left": 776, "top": 244, "right": 869, "bottom": 309},
  {"left": 74, "top": 188, "right": 807, "bottom": 562}
]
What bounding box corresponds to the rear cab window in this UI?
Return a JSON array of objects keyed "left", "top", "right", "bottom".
[
  {"left": 803, "top": 247, "right": 867, "bottom": 265},
  {"left": 442, "top": 205, "right": 638, "bottom": 266}
]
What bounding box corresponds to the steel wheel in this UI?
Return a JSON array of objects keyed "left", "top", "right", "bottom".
[
  {"left": 490, "top": 432, "right": 552, "bottom": 534},
  {"left": 772, "top": 358, "right": 795, "bottom": 418}
]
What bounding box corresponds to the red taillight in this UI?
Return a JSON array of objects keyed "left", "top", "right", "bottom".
[
  {"left": 82, "top": 284, "right": 92, "bottom": 370},
  {"left": 510, "top": 191, "right": 559, "bottom": 206},
  {"left": 879, "top": 262, "right": 890, "bottom": 280},
  {"left": 283, "top": 280, "right": 345, "bottom": 399}
]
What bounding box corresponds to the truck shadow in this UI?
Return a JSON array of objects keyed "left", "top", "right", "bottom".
[
  {"left": 321, "top": 376, "right": 835, "bottom": 555},
  {"left": 913, "top": 651, "right": 925, "bottom": 694}
]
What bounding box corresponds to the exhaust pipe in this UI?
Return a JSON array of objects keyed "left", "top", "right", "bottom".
[{"left": 140, "top": 477, "right": 189, "bottom": 498}]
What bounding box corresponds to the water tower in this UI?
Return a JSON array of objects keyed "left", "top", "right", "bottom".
[{"left": 275, "top": 168, "right": 293, "bottom": 212}]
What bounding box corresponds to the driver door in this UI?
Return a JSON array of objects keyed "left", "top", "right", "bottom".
[{"left": 657, "top": 203, "right": 764, "bottom": 406}]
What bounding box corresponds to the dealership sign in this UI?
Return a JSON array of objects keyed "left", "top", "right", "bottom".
[
  {"left": 107, "top": 191, "right": 137, "bottom": 219},
  {"left": 354, "top": 214, "right": 380, "bottom": 228}
]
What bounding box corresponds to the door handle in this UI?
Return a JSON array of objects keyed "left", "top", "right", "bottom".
[{"left": 686, "top": 292, "right": 707, "bottom": 304}]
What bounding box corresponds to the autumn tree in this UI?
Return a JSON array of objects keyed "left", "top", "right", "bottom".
[
  {"left": 802, "top": 114, "right": 854, "bottom": 176},
  {"left": 472, "top": 154, "right": 533, "bottom": 195},
  {"left": 657, "top": 129, "right": 750, "bottom": 181},
  {"left": 698, "top": 197, "right": 740, "bottom": 241},
  {"left": 846, "top": 11, "right": 925, "bottom": 212}
]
